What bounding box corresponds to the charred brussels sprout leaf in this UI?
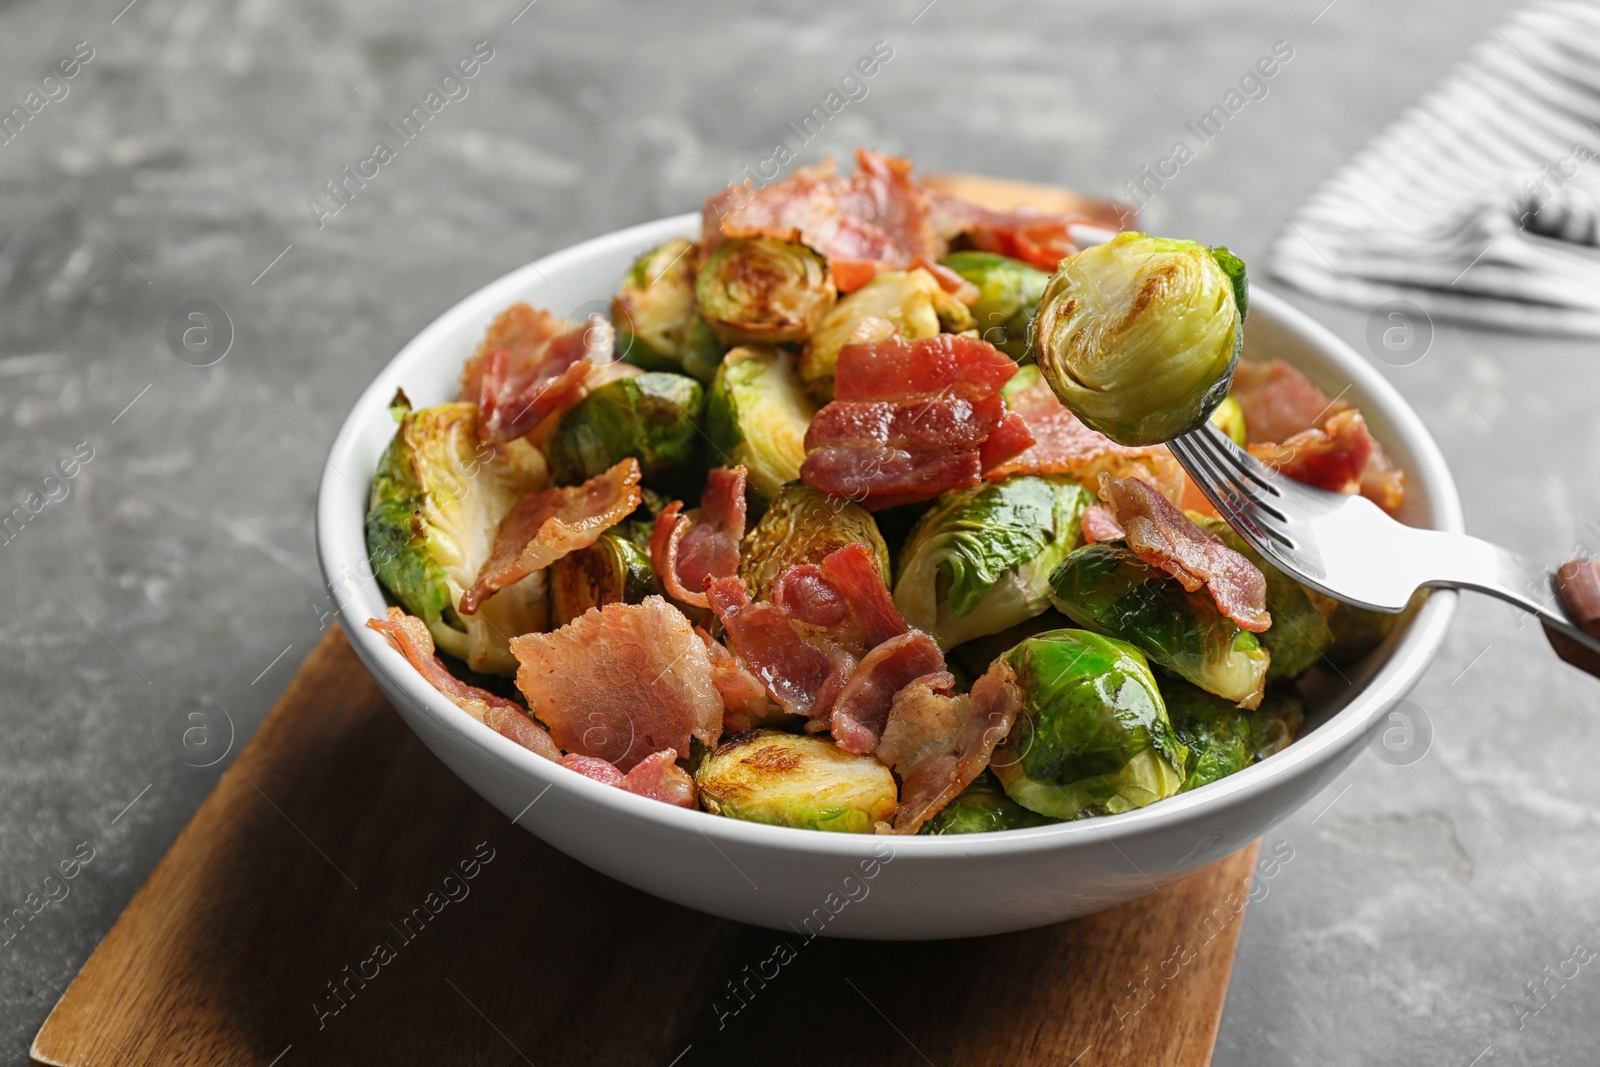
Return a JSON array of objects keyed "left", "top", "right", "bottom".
[
  {"left": 1033, "top": 232, "right": 1244, "bottom": 446},
  {"left": 801, "top": 268, "right": 968, "bottom": 392},
  {"left": 546, "top": 372, "right": 703, "bottom": 492},
  {"left": 920, "top": 771, "right": 1056, "bottom": 834},
  {"left": 696, "top": 237, "right": 836, "bottom": 345},
  {"left": 1200, "top": 517, "right": 1332, "bottom": 682},
  {"left": 1209, "top": 394, "right": 1248, "bottom": 446},
  {"left": 1245, "top": 688, "right": 1305, "bottom": 760},
  {"left": 704, "top": 345, "right": 816, "bottom": 500},
  {"left": 1305, "top": 586, "right": 1401, "bottom": 666},
  {"left": 1159, "top": 674, "right": 1257, "bottom": 790},
  {"left": 366, "top": 399, "right": 548, "bottom": 675},
  {"left": 612, "top": 237, "right": 726, "bottom": 382},
  {"left": 991, "top": 629, "right": 1186, "bottom": 819},
  {"left": 895, "top": 476, "right": 1091, "bottom": 650},
  {"left": 739, "top": 482, "right": 889, "bottom": 601},
  {"left": 1048, "top": 542, "right": 1270, "bottom": 707},
  {"left": 695, "top": 731, "right": 898, "bottom": 833},
  {"left": 548, "top": 521, "right": 660, "bottom": 627},
  {"left": 941, "top": 251, "right": 1049, "bottom": 360}
]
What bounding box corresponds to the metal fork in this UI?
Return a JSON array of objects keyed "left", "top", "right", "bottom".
[{"left": 1168, "top": 422, "right": 1600, "bottom": 673}]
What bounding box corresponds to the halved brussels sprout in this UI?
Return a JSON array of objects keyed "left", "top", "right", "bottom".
[
  {"left": 546, "top": 372, "right": 704, "bottom": 492},
  {"left": 1048, "top": 542, "right": 1270, "bottom": 708},
  {"left": 1209, "top": 394, "right": 1248, "bottom": 446},
  {"left": 920, "top": 770, "right": 1056, "bottom": 834},
  {"left": 1159, "top": 674, "right": 1257, "bottom": 791},
  {"left": 695, "top": 730, "right": 898, "bottom": 833},
  {"left": 1199, "top": 517, "right": 1332, "bottom": 682},
  {"left": 366, "top": 398, "right": 548, "bottom": 675},
  {"left": 941, "top": 251, "right": 1049, "bottom": 360},
  {"left": 800, "top": 268, "right": 971, "bottom": 391},
  {"left": 704, "top": 345, "right": 816, "bottom": 500},
  {"left": 895, "top": 476, "right": 1092, "bottom": 650},
  {"left": 1304, "top": 586, "right": 1400, "bottom": 667},
  {"left": 612, "top": 237, "right": 726, "bottom": 382},
  {"left": 548, "top": 521, "right": 659, "bottom": 627},
  {"left": 1246, "top": 689, "right": 1305, "bottom": 760},
  {"left": 695, "top": 237, "right": 836, "bottom": 345},
  {"left": 1033, "top": 232, "right": 1246, "bottom": 446},
  {"left": 991, "top": 629, "right": 1187, "bottom": 820},
  {"left": 739, "top": 481, "right": 889, "bottom": 601}
]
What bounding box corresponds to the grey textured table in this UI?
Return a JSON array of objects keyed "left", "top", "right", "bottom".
[{"left": 3, "top": 0, "right": 1595, "bottom": 1063}]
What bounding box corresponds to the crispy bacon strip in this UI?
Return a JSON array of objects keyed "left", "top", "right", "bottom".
[
  {"left": 1098, "top": 475, "right": 1271, "bottom": 633},
  {"left": 1079, "top": 504, "right": 1126, "bottom": 545},
  {"left": 773, "top": 543, "right": 907, "bottom": 650},
  {"left": 367, "top": 608, "right": 561, "bottom": 760},
  {"left": 801, "top": 335, "right": 1031, "bottom": 510},
  {"left": 696, "top": 627, "right": 774, "bottom": 733},
  {"left": 650, "top": 466, "right": 749, "bottom": 609},
  {"left": 560, "top": 750, "right": 698, "bottom": 808},
  {"left": 829, "top": 631, "right": 946, "bottom": 755},
  {"left": 462, "top": 459, "right": 642, "bottom": 615},
  {"left": 1230, "top": 359, "right": 1406, "bottom": 512},
  {"left": 510, "top": 597, "right": 722, "bottom": 771},
  {"left": 926, "top": 191, "right": 1094, "bottom": 272},
  {"left": 986, "top": 372, "right": 1186, "bottom": 504},
  {"left": 877, "top": 661, "right": 1024, "bottom": 834}
]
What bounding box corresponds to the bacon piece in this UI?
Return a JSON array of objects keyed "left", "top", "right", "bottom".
[
  {"left": 707, "top": 543, "right": 909, "bottom": 724},
  {"left": 367, "top": 608, "right": 561, "bottom": 759},
  {"left": 986, "top": 372, "right": 1186, "bottom": 504},
  {"left": 1098, "top": 475, "right": 1271, "bottom": 633},
  {"left": 702, "top": 149, "right": 972, "bottom": 297},
  {"left": 801, "top": 335, "right": 1030, "bottom": 510},
  {"left": 650, "top": 466, "right": 749, "bottom": 609},
  {"left": 926, "top": 191, "right": 1094, "bottom": 272},
  {"left": 877, "top": 661, "right": 1024, "bottom": 834},
  {"left": 1249, "top": 409, "right": 1374, "bottom": 496},
  {"left": 829, "top": 631, "right": 947, "bottom": 755},
  {"left": 462, "top": 459, "right": 642, "bottom": 615},
  {"left": 1230, "top": 359, "right": 1406, "bottom": 513},
  {"left": 509, "top": 597, "right": 722, "bottom": 770},
  {"left": 696, "top": 627, "right": 774, "bottom": 733},
  {"left": 1079, "top": 504, "right": 1126, "bottom": 545},
  {"left": 560, "top": 750, "right": 698, "bottom": 808}
]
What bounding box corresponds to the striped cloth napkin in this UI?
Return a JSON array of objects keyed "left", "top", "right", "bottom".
[{"left": 1270, "top": 0, "right": 1600, "bottom": 335}]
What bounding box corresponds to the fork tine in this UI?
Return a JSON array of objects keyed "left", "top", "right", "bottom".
[
  {"left": 1169, "top": 428, "right": 1296, "bottom": 551},
  {"left": 1190, "top": 429, "right": 1292, "bottom": 528}
]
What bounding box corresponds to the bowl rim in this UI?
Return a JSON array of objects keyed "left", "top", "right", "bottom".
[{"left": 316, "top": 212, "right": 1461, "bottom": 861}]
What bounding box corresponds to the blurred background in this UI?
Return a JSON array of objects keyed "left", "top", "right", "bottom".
[{"left": 6, "top": 0, "right": 1598, "bottom": 1063}]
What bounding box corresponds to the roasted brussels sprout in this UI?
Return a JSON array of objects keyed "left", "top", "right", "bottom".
[
  {"left": 695, "top": 237, "right": 836, "bottom": 345},
  {"left": 548, "top": 521, "right": 659, "bottom": 627},
  {"left": 1159, "top": 674, "right": 1257, "bottom": 791},
  {"left": 941, "top": 251, "right": 1049, "bottom": 360},
  {"left": 366, "top": 398, "right": 548, "bottom": 675},
  {"left": 920, "top": 771, "right": 1056, "bottom": 834},
  {"left": 1048, "top": 542, "right": 1270, "bottom": 708},
  {"left": 895, "top": 476, "right": 1092, "bottom": 650},
  {"left": 739, "top": 481, "right": 889, "bottom": 600},
  {"left": 612, "top": 237, "right": 725, "bottom": 382},
  {"left": 1209, "top": 394, "right": 1248, "bottom": 446},
  {"left": 800, "top": 268, "right": 970, "bottom": 391},
  {"left": 1246, "top": 688, "right": 1305, "bottom": 760},
  {"left": 704, "top": 345, "right": 816, "bottom": 500},
  {"left": 546, "top": 372, "right": 704, "bottom": 492},
  {"left": 991, "top": 629, "right": 1187, "bottom": 819},
  {"left": 1199, "top": 518, "right": 1332, "bottom": 681},
  {"left": 1033, "top": 232, "right": 1246, "bottom": 446},
  {"left": 695, "top": 730, "right": 898, "bottom": 833},
  {"left": 1307, "top": 588, "right": 1400, "bottom": 666}
]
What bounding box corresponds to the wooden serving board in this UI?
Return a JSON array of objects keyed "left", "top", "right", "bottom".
[{"left": 33, "top": 630, "right": 1257, "bottom": 1066}]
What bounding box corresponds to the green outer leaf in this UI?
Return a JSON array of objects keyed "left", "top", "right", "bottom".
[
  {"left": 920, "top": 771, "right": 1057, "bottom": 834},
  {"left": 1159, "top": 672, "right": 1256, "bottom": 790},
  {"left": 1208, "top": 245, "right": 1249, "bottom": 321},
  {"left": 704, "top": 345, "right": 815, "bottom": 500},
  {"left": 940, "top": 250, "right": 1049, "bottom": 359},
  {"left": 366, "top": 437, "right": 453, "bottom": 631},
  {"left": 546, "top": 372, "right": 704, "bottom": 491},
  {"left": 1199, "top": 517, "right": 1332, "bottom": 681}
]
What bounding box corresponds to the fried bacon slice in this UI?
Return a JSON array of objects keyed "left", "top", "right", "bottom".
[
  {"left": 367, "top": 608, "right": 561, "bottom": 760},
  {"left": 461, "top": 302, "right": 639, "bottom": 445},
  {"left": 926, "top": 191, "right": 1095, "bottom": 272},
  {"left": 462, "top": 458, "right": 642, "bottom": 615},
  {"left": 828, "top": 631, "right": 947, "bottom": 755},
  {"left": 509, "top": 597, "right": 723, "bottom": 771},
  {"left": 985, "top": 371, "right": 1186, "bottom": 504},
  {"left": 1098, "top": 474, "right": 1271, "bottom": 633},
  {"left": 650, "top": 466, "right": 749, "bottom": 609},
  {"left": 1079, "top": 504, "right": 1126, "bottom": 545},
  {"left": 560, "top": 749, "right": 698, "bottom": 808},
  {"left": 1230, "top": 359, "right": 1405, "bottom": 512},
  {"left": 696, "top": 627, "right": 774, "bottom": 733},
  {"left": 877, "top": 661, "right": 1024, "bottom": 834},
  {"left": 702, "top": 148, "right": 970, "bottom": 296},
  {"left": 801, "top": 335, "right": 1032, "bottom": 510}
]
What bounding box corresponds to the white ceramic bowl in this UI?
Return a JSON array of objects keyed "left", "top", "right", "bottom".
[{"left": 316, "top": 214, "right": 1460, "bottom": 940}]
